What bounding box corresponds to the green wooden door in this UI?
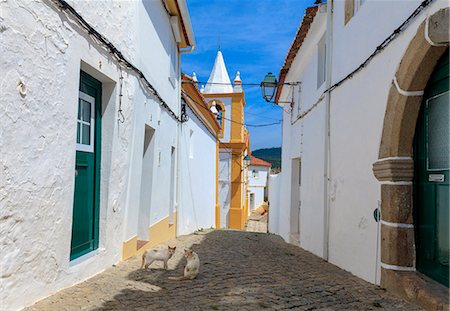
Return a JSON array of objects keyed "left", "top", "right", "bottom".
[
  {"left": 414, "top": 49, "right": 449, "bottom": 287},
  {"left": 70, "top": 71, "right": 101, "bottom": 261}
]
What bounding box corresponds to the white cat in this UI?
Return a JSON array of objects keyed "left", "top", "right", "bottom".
[
  {"left": 168, "top": 249, "right": 200, "bottom": 281},
  {"left": 141, "top": 245, "right": 176, "bottom": 270}
]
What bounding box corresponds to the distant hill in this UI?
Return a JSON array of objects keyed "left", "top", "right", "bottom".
[{"left": 252, "top": 147, "right": 281, "bottom": 171}]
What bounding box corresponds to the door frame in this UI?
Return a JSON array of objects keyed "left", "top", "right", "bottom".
[
  {"left": 70, "top": 71, "right": 102, "bottom": 261},
  {"left": 372, "top": 9, "right": 449, "bottom": 302}
]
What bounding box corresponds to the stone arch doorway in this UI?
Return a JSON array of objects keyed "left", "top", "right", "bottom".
[{"left": 372, "top": 8, "right": 449, "bottom": 309}]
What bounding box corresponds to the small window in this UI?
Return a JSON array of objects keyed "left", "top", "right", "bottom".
[
  {"left": 189, "top": 129, "right": 194, "bottom": 159},
  {"left": 252, "top": 170, "right": 259, "bottom": 179},
  {"left": 317, "top": 34, "right": 326, "bottom": 88},
  {"left": 76, "top": 91, "right": 95, "bottom": 153}
]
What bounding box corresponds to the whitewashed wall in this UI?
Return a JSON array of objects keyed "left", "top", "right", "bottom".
[
  {"left": 248, "top": 165, "right": 269, "bottom": 210},
  {"left": 177, "top": 105, "right": 217, "bottom": 235},
  {"left": 278, "top": 11, "right": 327, "bottom": 255},
  {"left": 0, "top": 0, "right": 182, "bottom": 309},
  {"left": 218, "top": 150, "right": 232, "bottom": 228},
  {"left": 327, "top": 0, "right": 447, "bottom": 284},
  {"left": 268, "top": 174, "right": 281, "bottom": 234},
  {"left": 277, "top": 0, "right": 448, "bottom": 284}
]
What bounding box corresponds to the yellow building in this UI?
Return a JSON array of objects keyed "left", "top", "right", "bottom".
[{"left": 201, "top": 51, "right": 251, "bottom": 230}]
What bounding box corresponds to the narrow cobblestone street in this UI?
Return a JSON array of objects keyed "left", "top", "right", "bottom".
[{"left": 26, "top": 230, "right": 423, "bottom": 311}]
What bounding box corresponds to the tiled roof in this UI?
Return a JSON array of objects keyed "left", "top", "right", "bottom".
[
  {"left": 275, "top": 5, "right": 318, "bottom": 103},
  {"left": 181, "top": 73, "right": 221, "bottom": 135},
  {"left": 250, "top": 156, "right": 271, "bottom": 167}
]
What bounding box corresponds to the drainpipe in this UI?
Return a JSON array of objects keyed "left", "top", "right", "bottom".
[{"left": 323, "top": 0, "right": 333, "bottom": 261}]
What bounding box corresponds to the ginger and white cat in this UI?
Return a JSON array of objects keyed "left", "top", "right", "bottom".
[
  {"left": 168, "top": 249, "right": 200, "bottom": 281},
  {"left": 141, "top": 245, "right": 176, "bottom": 270}
]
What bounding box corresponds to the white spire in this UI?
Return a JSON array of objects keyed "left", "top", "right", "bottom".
[
  {"left": 234, "top": 71, "right": 241, "bottom": 83},
  {"left": 192, "top": 72, "right": 198, "bottom": 82},
  {"left": 233, "top": 71, "right": 242, "bottom": 93},
  {"left": 203, "top": 51, "right": 233, "bottom": 94}
]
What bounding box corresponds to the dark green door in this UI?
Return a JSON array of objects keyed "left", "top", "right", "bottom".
[
  {"left": 414, "top": 49, "right": 449, "bottom": 287},
  {"left": 70, "top": 71, "right": 101, "bottom": 261}
]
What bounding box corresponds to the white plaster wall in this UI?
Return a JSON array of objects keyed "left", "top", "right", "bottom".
[
  {"left": 248, "top": 165, "right": 269, "bottom": 209},
  {"left": 177, "top": 106, "right": 217, "bottom": 235},
  {"left": 0, "top": 0, "right": 182, "bottom": 309},
  {"left": 277, "top": 12, "right": 327, "bottom": 257},
  {"left": 327, "top": 0, "right": 448, "bottom": 284},
  {"left": 248, "top": 165, "right": 269, "bottom": 188},
  {"left": 268, "top": 174, "right": 281, "bottom": 234},
  {"left": 218, "top": 150, "right": 232, "bottom": 228},
  {"left": 277, "top": 0, "right": 448, "bottom": 284}
]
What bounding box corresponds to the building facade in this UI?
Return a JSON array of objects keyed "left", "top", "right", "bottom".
[
  {"left": 201, "top": 51, "right": 251, "bottom": 230},
  {"left": 178, "top": 74, "right": 221, "bottom": 235},
  {"left": 0, "top": 0, "right": 196, "bottom": 309},
  {"left": 270, "top": 1, "right": 449, "bottom": 309},
  {"left": 248, "top": 156, "right": 271, "bottom": 211}
]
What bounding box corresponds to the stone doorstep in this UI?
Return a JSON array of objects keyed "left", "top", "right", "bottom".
[{"left": 383, "top": 269, "right": 449, "bottom": 311}]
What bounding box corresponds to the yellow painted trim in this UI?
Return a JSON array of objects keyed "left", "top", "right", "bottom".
[
  {"left": 231, "top": 96, "right": 243, "bottom": 142},
  {"left": 122, "top": 211, "right": 177, "bottom": 260},
  {"left": 122, "top": 235, "right": 138, "bottom": 260},
  {"left": 202, "top": 92, "right": 245, "bottom": 104},
  {"left": 229, "top": 152, "right": 245, "bottom": 229},
  {"left": 219, "top": 142, "right": 247, "bottom": 151}
]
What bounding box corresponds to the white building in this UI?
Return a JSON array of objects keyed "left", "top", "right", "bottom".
[
  {"left": 270, "top": 1, "right": 449, "bottom": 309},
  {"left": 0, "top": 0, "right": 196, "bottom": 309},
  {"left": 178, "top": 74, "right": 221, "bottom": 235},
  {"left": 248, "top": 156, "right": 271, "bottom": 211}
]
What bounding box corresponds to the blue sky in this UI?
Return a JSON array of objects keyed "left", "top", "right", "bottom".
[{"left": 182, "top": 0, "right": 316, "bottom": 150}]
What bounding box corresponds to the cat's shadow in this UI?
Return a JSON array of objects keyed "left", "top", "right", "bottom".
[{"left": 127, "top": 245, "right": 204, "bottom": 286}]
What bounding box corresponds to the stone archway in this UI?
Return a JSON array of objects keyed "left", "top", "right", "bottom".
[{"left": 372, "top": 8, "right": 449, "bottom": 310}]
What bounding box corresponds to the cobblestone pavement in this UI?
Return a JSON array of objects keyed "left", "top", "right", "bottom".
[{"left": 27, "top": 230, "right": 423, "bottom": 311}]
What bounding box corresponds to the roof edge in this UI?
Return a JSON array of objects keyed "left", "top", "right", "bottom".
[
  {"left": 176, "top": 0, "right": 196, "bottom": 48},
  {"left": 275, "top": 5, "right": 318, "bottom": 104}
]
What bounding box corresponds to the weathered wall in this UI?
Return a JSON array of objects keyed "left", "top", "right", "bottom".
[
  {"left": 276, "top": 0, "right": 448, "bottom": 284},
  {"left": 0, "top": 0, "right": 181, "bottom": 309},
  {"left": 177, "top": 106, "right": 217, "bottom": 235}
]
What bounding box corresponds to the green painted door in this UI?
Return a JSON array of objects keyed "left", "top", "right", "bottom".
[
  {"left": 70, "top": 71, "right": 102, "bottom": 261},
  {"left": 414, "top": 48, "right": 449, "bottom": 287}
]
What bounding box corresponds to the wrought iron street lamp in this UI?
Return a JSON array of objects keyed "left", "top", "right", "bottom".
[
  {"left": 243, "top": 155, "right": 251, "bottom": 167},
  {"left": 260, "top": 72, "right": 278, "bottom": 102}
]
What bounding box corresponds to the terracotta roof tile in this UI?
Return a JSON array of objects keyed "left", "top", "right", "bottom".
[{"left": 250, "top": 156, "right": 271, "bottom": 167}]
